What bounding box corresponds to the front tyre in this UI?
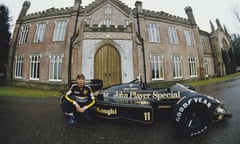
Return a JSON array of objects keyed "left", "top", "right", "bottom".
[{"left": 173, "top": 95, "right": 213, "bottom": 136}]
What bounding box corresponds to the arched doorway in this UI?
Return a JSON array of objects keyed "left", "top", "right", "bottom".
[{"left": 94, "top": 44, "right": 121, "bottom": 87}]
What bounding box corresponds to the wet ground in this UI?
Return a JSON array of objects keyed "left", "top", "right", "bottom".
[{"left": 0, "top": 76, "right": 240, "bottom": 144}]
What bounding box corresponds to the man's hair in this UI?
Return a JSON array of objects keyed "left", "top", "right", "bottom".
[{"left": 77, "top": 73, "right": 85, "bottom": 80}]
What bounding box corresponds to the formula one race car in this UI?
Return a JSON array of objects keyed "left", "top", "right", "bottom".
[{"left": 60, "top": 76, "right": 232, "bottom": 136}]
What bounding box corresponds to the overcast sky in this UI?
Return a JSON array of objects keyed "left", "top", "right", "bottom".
[{"left": 1, "top": 0, "right": 240, "bottom": 34}]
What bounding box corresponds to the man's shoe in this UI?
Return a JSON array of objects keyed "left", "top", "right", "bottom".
[
  {"left": 85, "top": 114, "right": 92, "bottom": 121},
  {"left": 67, "top": 115, "right": 76, "bottom": 125}
]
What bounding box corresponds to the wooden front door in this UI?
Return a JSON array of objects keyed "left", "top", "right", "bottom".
[{"left": 94, "top": 44, "right": 121, "bottom": 87}]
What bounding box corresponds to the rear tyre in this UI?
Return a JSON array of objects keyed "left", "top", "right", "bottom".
[{"left": 173, "top": 95, "right": 213, "bottom": 136}]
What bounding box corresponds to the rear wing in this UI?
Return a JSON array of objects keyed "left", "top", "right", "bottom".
[{"left": 71, "top": 79, "right": 103, "bottom": 92}]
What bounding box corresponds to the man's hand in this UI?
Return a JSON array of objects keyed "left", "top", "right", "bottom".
[
  {"left": 73, "top": 102, "right": 86, "bottom": 113},
  {"left": 76, "top": 106, "right": 85, "bottom": 113}
]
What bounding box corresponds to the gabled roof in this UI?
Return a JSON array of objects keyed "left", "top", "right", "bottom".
[
  {"left": 84, "top": 0, "right": 189, "bottom": 25},
  {"left": 83, "top": 0, "right": 132, "bottom": 15}
]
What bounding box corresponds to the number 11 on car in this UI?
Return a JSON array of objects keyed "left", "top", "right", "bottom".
[{"left": 144, "top": 112, "right": 151, "bottom": 121}]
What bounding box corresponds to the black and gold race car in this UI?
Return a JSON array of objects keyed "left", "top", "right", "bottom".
[{"left": 61, "top": 76, "right": 232, "bottom": 136}]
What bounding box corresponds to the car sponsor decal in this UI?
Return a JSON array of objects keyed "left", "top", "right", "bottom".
[
  {"left": 96, "top": 107, "right": 117, "bottom": 116},
  {"left": 175, "top": 97, "right": 212, "bottom": 122},
  {"left": 112, "top": 91, "right": 180, "bottom": 100}
]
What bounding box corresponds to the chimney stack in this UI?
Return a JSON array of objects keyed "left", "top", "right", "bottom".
[
  {"left": 74, "top": 0, "right": 81, "bottom": 10},
  {"left": 17, "top": 1, "right": 31, "bottom": 21},
  {"left": 185, "top": 6, "right": 197, "bottom": 26},
  {"left": 135, "top": 1, "right": 143, "bottom": 13}
]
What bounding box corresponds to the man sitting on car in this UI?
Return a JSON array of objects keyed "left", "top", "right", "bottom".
[{"left": 63, "top": 73, "right": 96, "bottom": 125}]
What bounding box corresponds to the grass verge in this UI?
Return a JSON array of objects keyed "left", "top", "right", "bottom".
[
  {"left": 0, "top": 86, "right": 62, "bottom": 98},
  {"left": 0, "top": 72, "right": 239, "bottom": 97},
  {"left": 184, "top": 72, "right": 240, "bottom": 87},
  {"left": 149, "top": 72, "right": 240, "bottom": 88}
]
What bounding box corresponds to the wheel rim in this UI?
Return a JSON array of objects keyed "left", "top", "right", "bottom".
[
  {"left": 183, "top": 105, "right": 209, "bottom": 130},
  {"left": 184, "top": 112, "right": 203, "bottom": 129}
]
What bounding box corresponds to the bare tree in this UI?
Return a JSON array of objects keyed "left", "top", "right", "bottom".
[
  {"left": 233, "top": 5, "right": 240, "bottom": 31},
  {"left": 233, "top": 6, "right": 240, "bottom": 22}
]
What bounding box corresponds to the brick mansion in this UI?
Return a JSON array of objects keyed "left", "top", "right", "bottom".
[{"left": 7, "top": 0, "right": 235, "bottom": 89}]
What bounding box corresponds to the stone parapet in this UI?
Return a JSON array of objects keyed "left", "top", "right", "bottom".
[
  {"left": 24, "top": 7, "right": 73, "bottom": 21},
  {"left": 83, "top": 32, "right": 132, "bottom": 40},
  {"left": 84, "top": 24, "right": 132, "bottom": 33},
  {"left": 140, "top": 9, "right": 190, "bottom": 25}
]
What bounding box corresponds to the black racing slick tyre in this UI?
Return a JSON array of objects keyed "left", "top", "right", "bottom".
[{"left": 173, "top": 95, "right": 214, "bottom": 136}]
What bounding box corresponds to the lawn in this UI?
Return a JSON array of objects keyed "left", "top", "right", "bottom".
[
  {"left": 185, "top": 72, "right": 240, "bottom": 87},
  {"left": 0, "top": 86, "right": 62, "bottom": 97},
  {"left": 0, "top": 72, "right": 239, "bottom": 97},
  {"left": 148, "top": 72, "right": 240, "bottom": 88}
]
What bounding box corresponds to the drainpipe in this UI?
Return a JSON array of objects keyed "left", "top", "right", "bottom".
[
  {"left": 68, "top": 0, "right": 81, "bottom": 88},
  {"left": 135, "top": 1, "right": 147, "bottom": 85}
]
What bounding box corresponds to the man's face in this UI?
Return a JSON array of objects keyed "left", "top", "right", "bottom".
[{"left": 77, "top": 78, "right": 84, "bottom": 87}]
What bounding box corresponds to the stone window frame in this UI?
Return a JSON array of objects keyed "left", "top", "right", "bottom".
[
  {"left": 172, "top": 55, "right": 183, "bottom": 79},
  {"left": 99, "top": 18, "right": 113, "bottom": 27},
  {"left": 188, "top": 56, "right": 197, "bottom": 77},
  {"left": 150, "top": 54, "right": 164, "bottom": 80},
  {"left": 19, "top": 24, "right": 31, "bottom": 45},
  {"left": 29, "top": 54, "right": 41, "bottom": 80},
  {"left": 183, "top": 29, "right": 194, "bottom": 46},
  {"left": 168, "top": 26, "right": 179, "bottom": 45},
  {"left": 205, "top": 58, "right": 209, "bottom": 77},
  {"left": 48, "top": 53, "right": 64, "bottom": 81},
  {"left": 33, "top": 22, "right": 47, "bottom": 43},
  {"left": 52, "top": 19, "right": 68, "bottom": 42},
  {"left": 147, "top": 23, "right": 161, "bottom": 43},
  {"left": 15, "top": 55, "right": 24, "bottom": 78}
]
